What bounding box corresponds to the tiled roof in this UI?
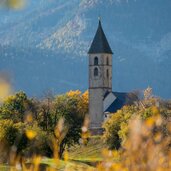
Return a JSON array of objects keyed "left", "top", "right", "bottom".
[{"left": 104, "top": 92, "right": 139, "bottom": 113}]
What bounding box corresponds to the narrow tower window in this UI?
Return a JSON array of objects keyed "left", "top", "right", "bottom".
[
  {"left": 106, "top": 57, "right": 109, "bottom": 65},
  {"left": 94, "top": 68, "right": 98, "bottom": 77},
  {"left": 107, "top": 69, "right": 109, "bottom": 78},
  {"left": 94, "top": 57, "right": 98, "bottom": 65}
]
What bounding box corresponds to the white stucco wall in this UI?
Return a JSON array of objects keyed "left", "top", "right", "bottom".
[{"left": 103, "top": 92, "right": 116, "bottom": 112}]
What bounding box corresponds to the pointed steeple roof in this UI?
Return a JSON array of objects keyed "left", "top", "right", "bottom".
[{"left": 88, "top": 20, "right": 113, "bottom": 54}]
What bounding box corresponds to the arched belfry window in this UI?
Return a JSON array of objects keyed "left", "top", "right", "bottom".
[
  {"left": 94, "top": 67, "right": 98, "bottom": 77},
  {"left": 107, "top": 69, "right": 109, "bottom": 78},
  {"left": 106, "top": 57, "right": 109, "bottom": 65},
  {"left": 94, "top": 57, "right": 98, "bottom": 65}
]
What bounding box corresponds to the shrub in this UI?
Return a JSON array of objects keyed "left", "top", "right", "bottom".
[
  {"left": 98, "top": 115, "right": 171, "bottom": 171},
  {"left": 103, "top": 105, "right": 137, "bottom": 149}
]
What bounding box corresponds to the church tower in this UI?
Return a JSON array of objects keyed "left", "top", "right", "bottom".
[{"left": 88, "top": 20, "right": 113, "bottom": 130}]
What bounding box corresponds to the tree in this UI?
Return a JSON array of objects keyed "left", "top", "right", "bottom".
[
  {"left": 0, "top": 90, "right": 89, "bottom": 159},
  {"left": 52, "top": 90, "right": 88, "bottom": 158},
  {"left": 0, "top": 92, "right": 34, "bottom": 122}
]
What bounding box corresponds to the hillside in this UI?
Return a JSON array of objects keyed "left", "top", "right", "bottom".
[{"left": 0, "top": 0, "right": 171, "bottom": 98}]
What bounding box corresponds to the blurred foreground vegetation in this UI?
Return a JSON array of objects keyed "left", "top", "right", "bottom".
[
  {"left": 102, "top": 91, "right": 171, "bottom": 171},
  {"left": 0, "top": 0, "right": 26, "bottom": 10},
  {"left": 0, "top": 85, "right": 170, "bottom": 170}
]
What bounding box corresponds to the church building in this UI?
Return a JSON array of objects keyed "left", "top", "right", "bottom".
[{"left": 88, "top": 20, "right": 138, "bottom": 131}]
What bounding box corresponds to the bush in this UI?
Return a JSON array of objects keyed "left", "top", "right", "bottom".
[
  {"left": 103, "top": 105, "right": 137, "bottom": 149},
  {"left": 103, "top": 97, "right": 171, "bottom": 150}
]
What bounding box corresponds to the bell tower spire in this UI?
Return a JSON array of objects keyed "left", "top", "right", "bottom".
[
  {"left": 88, "top": 19, "right": 113, "bottom": 131},
  {"left": 88, "top": 18, "right": 113, "bottom": 54}
]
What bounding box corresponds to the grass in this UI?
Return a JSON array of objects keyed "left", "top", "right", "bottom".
[
  {"left": 41, "top": 158, "right": 95, "bottom": 171},
  {"left": 39, "top": 136, "right": 105, "bottom": 170},
  {"left": 0, "top": 160, "right": 95, "bottom": 171},
  {"left": 0, "top": 136, "right": 104, "bottom": 170},
  {"left": 68, "top": 136, "right": 106, "bottom": 163},
  {"left": 0, "top": 164, "right": 11, "bottom": 171}
]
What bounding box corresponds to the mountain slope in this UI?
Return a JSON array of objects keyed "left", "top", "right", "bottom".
[{"left": 0, "top": 0, "right": 171, "bottom": 98}]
